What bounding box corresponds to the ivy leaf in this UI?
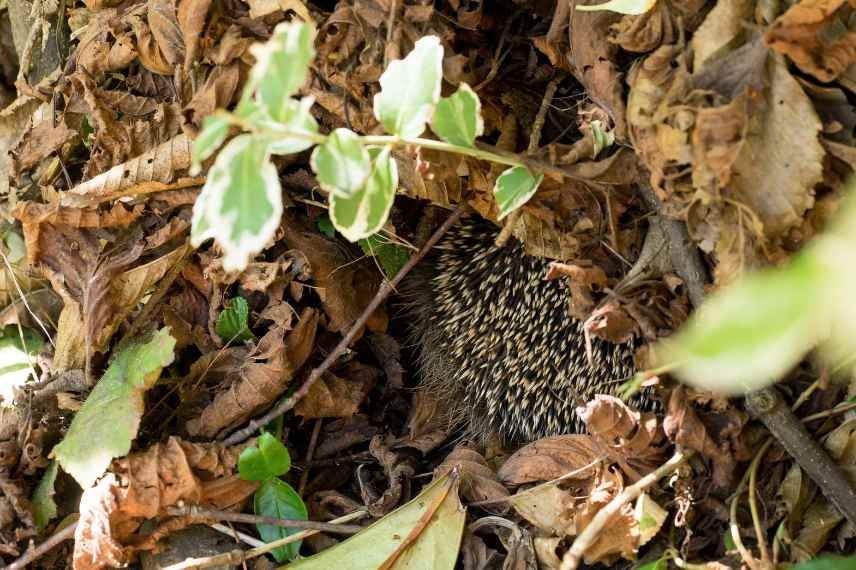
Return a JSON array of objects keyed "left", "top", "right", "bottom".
[
  {"left": 239, "top": 432, "right": 292, "bottom": 481},
  {"left": 248, "top": 21, "right": 315, "bottom": 122},
  {"left": 430, "top": 83, "right": 484, "bottom": 147},
  {"left": 32, "top": 461, "right": 59, "bottom": 530},
  {"left": 358, "top": 234, "right": 410, "bottom": 280},
  {"left": 493, "top": 166, "right": 544, "bottom": 220},
  {"left": 311, "top": 129, "right": 371, "bottom": 198},
  {"left": 190, "top": 113, "right": 231, "bottom": 175},
  {"left": 575, "top": 0, "right": 657, "bottom": 15},
  {"left": 329, "top": 146, "right": 398, "bottom": 242},
  {"left": 216, "top": 297, "right": 256, "bottom": 343},
  {"left": 255, "top": 479, "right": 308, "bottom": 562},
  {"left": 190, "top": 134, "right": 282, "bottom": 273},
  {"left": 53, "top": 329, "right": 175, "bottom": 488},
  {"left": 659, "top": 255, "right": 825, "bottom": 395},
  {"left": 373, "top": 36, "right": 443, "bottom": 138}
]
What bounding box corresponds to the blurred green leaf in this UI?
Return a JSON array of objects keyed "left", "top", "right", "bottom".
[
  {"left": 239, "top": 432, "right": 292, "bottom": 481},
  {"left": 255, "top": 478, "right": 308, "bottom": 562},
  {"left": 493, "top": 166, "right": 543, "bottom": 220},
  {"left": 329, "top": 146, "right": 398, "bottom": 242},
  {"left": 358, "top": 233, "right": 410, "bottom": 280},
  {"left": 31, "top": 460, "right": 58, "bottom": 530},
  {"left": 793, "top": 555, "right": 856, "bottom": 570},
  {"left": 216, "top": 297, "right": 256, "bottom": 343},
  {"left": 311, "top": 129, "right": 372, "bottom": 198},
  {"left": 576, "top": 0, "right": 657, "bottom": 14},
  {"left": 430, "top": 83, "right": 483, "bottom": 147},
  {"left": 191, "top": 113, "right": 231, "bottom": 175},
  {"left": 249, "top": 22, "right": 315, "bottom": 122},
  {"left": 0, "top": 325, "right": 44, "bottom": 402}
]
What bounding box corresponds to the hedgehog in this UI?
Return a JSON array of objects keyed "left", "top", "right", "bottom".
[{"left": 406, "top": 215, "right": 638, "bottom": 443}]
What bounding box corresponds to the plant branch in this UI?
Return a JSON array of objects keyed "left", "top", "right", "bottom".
[
  {"left": 221, "top": 202, "right": 470, "bottom": 446},
  {"left": 165, "top": 505, "right": 363, "bottom": 534},
  {"left": 7, "top": 521, "right": 78, "bottom": 570}
]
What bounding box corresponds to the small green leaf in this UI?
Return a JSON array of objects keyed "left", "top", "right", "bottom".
[
  {"left": 53, "top": 329, "right": 175, "bottom": 488},
  {"left": 239, "top": 432, "right": 292, "bottom": 481},
  {"left": 358, "top": 234, "right": 410, "bottom": 280},
  {"left": 329, "top": 146, "right": 398, "bottom": 242},
  {"left": 216, "top": 297, "right": 256, "bottom": 343},
  {"left": 311, "top": 129, "right": 371, "bottom": 198},
  {"left": 635, "top": 559, "right": 668, "bottom": 570},
  {"left": 793, "top": 555, "right": 856, "bottom": 570},
  {"left": 191, "top": 113, "right": 231, "bottom": 175},
  {"left": 0, "top": 326, "right": 44, "bottom": 402},
  {"left": 493, "top": 166, "right": 544, "bottom": 220},
  {"left": 373, "top": 35, "right": 443, "bottom": 138},
  {"left": 266, "top": 97, "right": 319, "bottom": 156},
  {"left": 430, "top": 83, "right": 483, "bottom": 147},
  {"left": 576, "top": 0, "right": 657, "bottom": 15},
  {"left": 317, "top": 215, "right": 335, "bottom": 238},
  {"left": 590, "top": 120, "right": 614, "bottom": 158},
  {"left": 190, "top": 134, "right": 282, "bottom": 272},
  {"left": 255, "top": 479, "right": 308, "bottom": 562},
  {"left": 659, "top": 255, "right": 825, "bottom": 395},
  {"left": 248, "top": 22, "right": 315, "bottom": 122},
  {"left": 32, "top": 461, "right": 59, "bottom": 530}
]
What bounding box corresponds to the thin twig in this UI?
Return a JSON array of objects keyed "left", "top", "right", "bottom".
[
  {"left": 161, "top": 509, "right": 368, "bottom": 570},
  {"left": 747, "top": 439, "right": 773, "bottom": 567},
  {"left": 7, "top": 521, "right": 78, "bottom": 570},
  {"left": 209, "top": 523, "right": 266, "bottom": 548},
  {"left": 221, "top": 203, "right": 470, "bottom": 446},
  {"left": 299, "top": 418, "right": 323, "bottom": 496},
  {"left": 166, "top": 506, "right": 363, "bottom": 534},
  {"left": 559, "top": 449, "right": 691, "bottom": 570}
]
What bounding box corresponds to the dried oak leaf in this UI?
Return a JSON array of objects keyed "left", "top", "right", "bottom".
[
  {"left": 72, "top": 437, "right": 256, "bottom": 570},
  {"left": 185, "top": 307, "right": 319, "bottom": 438},
  {"left": 434, "top": 447, "right": 510, "bottom": 511},
  {"left": 765, "top": 0, "right": 856, "bottom": 83}
]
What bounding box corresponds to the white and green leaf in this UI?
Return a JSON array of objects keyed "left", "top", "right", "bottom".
[
  {"left": 430, "top": 83, "right": 483, "bottom": 147},
  {"left": 575, "top": 0, "right": 657, "bottom": 15},
  {"left": 265, "top": 97, "right": 319, "bottom": 155},
  {"left": 493, "top": 166, "right": 543, "bottom": 220},
  {"left": 373, "top": 35, "right": 444, "bottom": 138},
  {"left": 190, "top": 134, "right": 283, "bottom": 273},
  {"left": 329, "top": 146, "right": 398, "bottom": 242},
  {"left": 248, "top": 21, "right": 315, "bottom": 122},
  {"left": 190, "top": 112, "right": 231, "bottom": 175},
  {"left": 311, "top": 128, "right": 371, "bottom": 198}
]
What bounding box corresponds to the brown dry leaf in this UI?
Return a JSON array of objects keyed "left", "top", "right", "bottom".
[
  {"left": 72, "top": 437, "right": 256, "bottom": 570},
  {"left": 148, "top": 0, "right": 185, "bottom": 70},
  {"left": 185, "top": 308, "right": 319, "bottom": 438},
  {"left": 364, "top": 434, "right": 416, "bottom": 517},
  {"left": 177, "top": 0, "right": 213, "bottom": 68},
  {"left": 497, "top": 435, "right": 602, "bottom": 487},
  {"left": 765, "top": 0, "right": 856, "bottom": 83},
  {"left": 690, "top": 0, "right": 754, "bottom": 68},
  {"left": 395, "top": 390, "right": 448, "bottom": 455},
  {"left": 294, "top": 362, "right": 379, "bottom": 419},
  {"left": 545, "top": 262, "right": 607, "bottom": 318},
  {"left": 184, "top": 63, "right": 242, "bottom": 127},
  {"left": 8, "top": 115, "right": 77, "bottom": 178},
  {"left": 434, "top": 447, "right": 510, "bottom": 510}
]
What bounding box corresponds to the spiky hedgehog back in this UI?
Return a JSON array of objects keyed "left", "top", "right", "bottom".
[{"left": 407, "top": 216, "right": 637, "bottom": 442}]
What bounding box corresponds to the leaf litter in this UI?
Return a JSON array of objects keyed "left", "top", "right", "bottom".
[{"left": 0, "top": 0, "right": 855, "bottom": 568}]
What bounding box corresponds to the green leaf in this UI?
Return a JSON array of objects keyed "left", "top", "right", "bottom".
[
  {"left": 248, "top": 22, "right": 315, "bottom": 122},
  {"left": 32, "top": 460, "right": 58, "bottom": 530},
  {"left": 317, "top": 215, "right": 335, "bottom": 238},
  {"left": 430, "top": 83, "right": 483, "bottom": 147},
  {"left": 659, "top": 255, "right": 825, "bottom": 395},
  {"left": 358, "top": 233, "right": 410, "bottom": 280},
  {"left": 216, "top": 297, "right": 256, "bottom": 343},
  {"left": 590, "top": 120, "right": 614, "bottom": 158},
  {"left": 239, "top": 432, "right": 292, "bottom": 481},
  {"left": 576, "top": 0, "right": 657, "bottom": 15},
  {"left": 635, "top": 559, "right": 668, "bottom": 570},
  {"left": 373, "top": 36, "right": 443, "bottom": 138},
  {"left": 190, "top": 113, "right": 231, "bottom": 175},
  {"left": 0, "top": 325, "right": 44, "bottom": 402},
  {"left": 288, "top": 473, "right": 465, "bottom": 570},
  {"left": 329, "top": 145, "right": 398, "bottom": 242},
  {"left": 255, "top": 479, "right": 308, "bottom": 562},
  {"left": 190, "top": 134, "right": 282, "bottom": 273},
  {"left": 493, "top": 166, "right": 544, "bottom": 220},
  {"left": 53, "top": 329, "right": 175, "bottom": 488},
  {"left": 311, "top": 129, "right": 371, "bottom": 198},
  {"left": 266, "top": 97, "right": 319, "bottom": 156},
  {"left": 793, "top": 555, "right": 856, "bottom": 570},
  {"left": 3, "top": 230, "right": 26, "bottom": 263}
]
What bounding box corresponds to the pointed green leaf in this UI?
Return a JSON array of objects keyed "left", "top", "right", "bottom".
[
  {"left": 216, "top": 297, "right": 256, "bottom": 343},
  {"left": 659, "top": 255, "right": 825, "bottom": 395},
  {"left": 53, "top": 329, "right": 175, "bottom": 488},
  {"left": 329, "top": 146, "right": 398, "bottom": 242},
  {"left": 373, "top": 36, "right": 443, "bottom": 138},
  {"left": 191, "top": 113, "right": 231, "bottom": 175},
  {"left": 287, "top": 474, "right": 465, "bottom": 570},
  {"left": 575, "top": 0, "right": 657, "bottom": 14},
  {"left": 311, "top": 129, "right": 371, "bottom": 198},
  {"left": 255, "top": 479, "right": 308, "bottom": 562},
  {"left": 190, "top": 134, "right": 282, "bottom": 272},
  {"left": 248, "top": 22, "right": 315, "bottom": 122},
  {"left": 493, "top": 166, "right": 544, "bottom": 220},
  {"left": 430, "top": 83, "right": 483, "bottom": 147},
  {"left": 32, "top": 461, "right": 59, "bottom": 530},
  {"left": 239, "top": 432, "right": 292, "bottom": 481},
  {"left": 358, "top": 233, "right": 410, "bottom": 280}
]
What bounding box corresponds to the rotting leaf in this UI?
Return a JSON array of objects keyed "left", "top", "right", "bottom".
[
  {"left": 53, "top": 329, "right": 176, "bottom": 488},
  {"left": 288, "top": 472, "right": 465, "bottom": 569}
]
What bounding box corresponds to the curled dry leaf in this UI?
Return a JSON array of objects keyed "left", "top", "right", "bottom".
[
  {"left": 364, "top": 434, "right": 416, "bottom": 517},
  {"left": 434, "top": 447, "right": 509, "bottom": 511},
  {"left": 185, "top": 307, "right": 319, "bottom": 438},
  {"left": 295, "top": 362, "right": 380, "bottom": 419},
  {"left": 497, "top": 434, "right": 603, "bottom": 487},
  {"left": 73, "top": 436, "right": 256, "bottom": 570}
]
